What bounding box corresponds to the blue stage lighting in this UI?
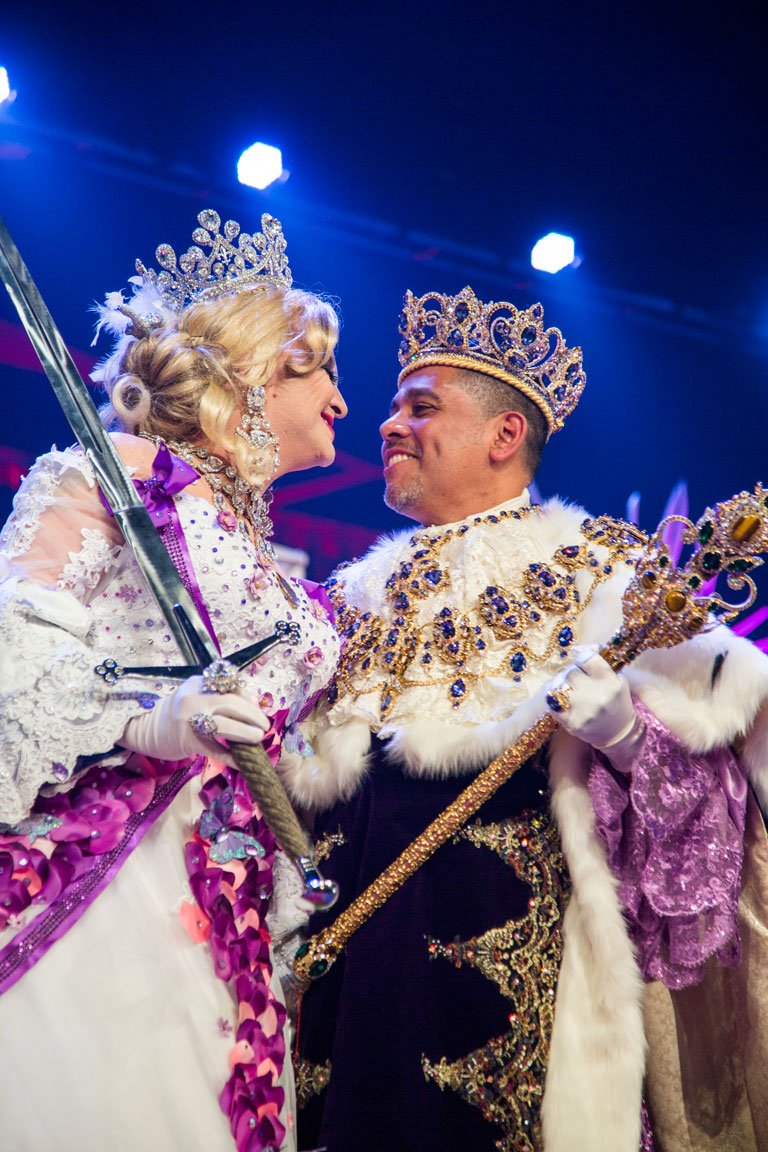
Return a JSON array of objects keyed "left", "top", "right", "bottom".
[
  {"left": 531, "top": 232, "right": 576, "bottom": 274},
  {"left": 0, "top": 68, "right": 13, "bottom": 106},
  {"left": 236, "top": 143, "right": 284, "bottom": 191}
]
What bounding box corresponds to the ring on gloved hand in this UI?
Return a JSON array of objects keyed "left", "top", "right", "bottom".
[
  {"left": 189, "top": 712, "right": 219, "bottom": 738},
  {"left": 201, "top": 658, "right": 243, "bottom": 695},
  {"left": 545, "top": 685, "right": 572, "bottom": 714}
]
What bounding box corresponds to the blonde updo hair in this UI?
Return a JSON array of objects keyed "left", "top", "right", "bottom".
[{"left": 97, "top": 286, "right": 338, "bottom": 483}]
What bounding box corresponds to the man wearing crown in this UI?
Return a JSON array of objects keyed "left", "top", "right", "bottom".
[{"left": 280, "top": 288, "right": 768, "bottom": 1152}]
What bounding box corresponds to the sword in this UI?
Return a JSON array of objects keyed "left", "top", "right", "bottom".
[{"left": 0, "top": 214, "right": 337, "bottom": 909}]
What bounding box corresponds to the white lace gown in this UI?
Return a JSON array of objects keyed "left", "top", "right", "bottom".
[{"left": 0, "top": 444, "right": 339, "bottom": 1152}]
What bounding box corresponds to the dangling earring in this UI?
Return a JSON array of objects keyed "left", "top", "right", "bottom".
[{"left": 236, "top": 385, "right": 281, "bottom": 484}]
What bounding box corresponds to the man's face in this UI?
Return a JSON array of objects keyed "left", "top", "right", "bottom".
[{"left": 379, "top": 366, "right": 496, "bottom": 526}]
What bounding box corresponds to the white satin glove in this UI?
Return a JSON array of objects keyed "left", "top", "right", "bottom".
[
  {"left": 119, "top": 675, "right": 269, "bottom": 766},
  {"left": 544, "top": 648, "right": 645, "bottom": 772}
]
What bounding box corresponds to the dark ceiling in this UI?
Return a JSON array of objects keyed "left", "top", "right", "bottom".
[{"left": 1, "top": 1, "right": 767, "bottom": 587}]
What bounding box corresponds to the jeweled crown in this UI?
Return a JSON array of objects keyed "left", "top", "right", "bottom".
[
  {"left": 135, "top": 209, "right": 292, "bottom": 311},
  {"left": 397, "top": 287, "right": 585, "bottom": 436}
]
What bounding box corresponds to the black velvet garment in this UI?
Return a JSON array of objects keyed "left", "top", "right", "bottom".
[{"left": 296, "top": 737, "right": 570, "bottom": 1152}]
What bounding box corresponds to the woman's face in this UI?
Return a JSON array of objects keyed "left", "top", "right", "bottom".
[{"left": 265, "top": 359, "right": 347, "bottom": 478}]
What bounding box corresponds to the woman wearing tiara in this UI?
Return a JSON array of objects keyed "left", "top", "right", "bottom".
[{"left": 0, "top": 209, "right": 346, "bottom": 1152}]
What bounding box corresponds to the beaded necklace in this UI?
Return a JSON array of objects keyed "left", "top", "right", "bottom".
[
  {"left": 162, "top": 438, "right": 275, "bottom": 553},
  {"left": 141, "top": 434, "right": 298, "bottom": 605}
]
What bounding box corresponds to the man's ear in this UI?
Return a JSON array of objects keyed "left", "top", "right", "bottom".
[{"left": 489, "top": 410, "right": 527, "bottom": 463}]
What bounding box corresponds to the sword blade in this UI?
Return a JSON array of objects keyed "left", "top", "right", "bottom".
[{"left": 0, "top": 215, "right": 217, "bottom": 667}]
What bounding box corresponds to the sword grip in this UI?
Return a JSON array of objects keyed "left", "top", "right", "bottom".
[{"left": 230, "top": 741, "right": 338, "bottom": 909}]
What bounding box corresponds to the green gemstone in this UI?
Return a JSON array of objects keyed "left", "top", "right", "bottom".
[
  {"left": 295, "top": 942, "right": 310, "bottom": 960},
  {"left": 701, "top": 551, "right": 721, "bottom": 572},
  {"left": 659, "top": 556, "right": 670, "bottom": 567},
  {"left": 731, "top": 559, "right": 749, "bottom": 572},
  {"left": 309, "top": 959, "right": 329, "bottom": 979},
  {"left": 688, "top": 575, "right": 701, "bottom": 588},
  {"left": 698, "top": 522, "right": 714, "bottom": 544}
]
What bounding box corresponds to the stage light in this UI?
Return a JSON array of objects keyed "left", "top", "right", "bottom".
[
  {"left": 0, "top": 68, "right": 15, "bottom": 107},
  {"left": 531, "top": 232, "right": 576, "bottom": 274},
  {"left": 236, "top": 142, "right": 284, "bottom": 191}
]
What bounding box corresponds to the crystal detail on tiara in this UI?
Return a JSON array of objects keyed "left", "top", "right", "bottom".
[
  {"left": 397, "top": 286, "right": 586, "bottom": 435},
  {"left": 134, "top": 210, "right": 292, "bottom": 312}
]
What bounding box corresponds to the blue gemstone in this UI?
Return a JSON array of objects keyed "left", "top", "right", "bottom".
[
  {"left": 491, "top": 596, "right": 508, "bottom": 612},
  {"left": 447, "top": 642, "right": 459, "bottom": 654},
  {"left": 545, "top": 692, "right": 564, "bottom": 713},
  {"left": 553, "top": 385, "right": 566, "bottom": 401},
  {"left": 521, "top": 326, "right": 537, "bottom": 346},
  {"left": 503, "top": 615, "right": 518, "bottom": 629},
  {"left": 561, "top": 545, "right": 579, "bottom": 557},
  {"left": 425, "top": 569, "right": 442, "bottom": 585},
  {"left": 558, "top": 626, "right": 573, "bottom": 646},
  {"left": 385, "top": 574, "right": 396, "bottom": 588},
  {"left": 422, "top": 653, "right": 432, "bottom": 663},
  {"left": 439, "top": 607, "right": 452, "bottom": 618},
  {"left": 447, "top": 329, "right": 463, "bottom": 346},
  {"left": 414, "top": 550, "right": 428, "bottom": 559},
  {"left": 566, "top": 363, "right": 579, "bottom": 379},
  {"left": 510, "top": 653, "right": 527, "bottom": 673},
  {"left": 387, "top": 629, "right": 399, "bottom": 644},
  {"left": 394, "top": 592, "right": 409, "bottom": 611},
  {"left": 539, "top": 571, "right": 556, "bottom": 587},
  {"left": 362, "top": 658, "right": 371, "bottom": 670},
  {"left": 450, "top": 679, "right": 466, "bottom": 698},
  {"left": 384, "top": 653, "right": 393, "bottom": 665},
  {"left": 554, "top": 588, "right": 567, "bottom": 600},
  {"left": 476, "top": 639, "right": 486, "bottom": 650},
  {"left": 401, "top": 563, "right": 412, "bottom": 576},
  {"left": 454, "top": 301, "right": 469, "bottom": 321},
  {"left": 442, "top": 621, "right": 456, "bottom": 638}
]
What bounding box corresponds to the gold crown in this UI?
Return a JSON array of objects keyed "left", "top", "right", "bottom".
[
  {"left": 397, "top": 287, "right": 585, "bottom": 436},
  {"left": 134, "top": 209, "right": 292, "bottom": 312}
]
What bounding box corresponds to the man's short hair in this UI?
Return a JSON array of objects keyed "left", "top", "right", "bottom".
[{"left": 450, "top": 368, "right": 547, "bottom": 477}]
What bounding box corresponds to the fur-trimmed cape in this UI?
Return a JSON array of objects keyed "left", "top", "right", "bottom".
[{"left": 281, "top": 496, "right": 768, "bottom": 1151}]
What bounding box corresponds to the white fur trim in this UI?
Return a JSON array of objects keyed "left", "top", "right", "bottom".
[
  {"left": 278, "top": 717, "right": 372, "bottom": 812},
  {"left": 385, "top": 684, "right": 552, "bottom": 777},
  {"left": 543, "top": 730, "right": 646, "bottom": 1151},
  {"left": 625, "top": 625, "right": 768, "bottom": 753}
]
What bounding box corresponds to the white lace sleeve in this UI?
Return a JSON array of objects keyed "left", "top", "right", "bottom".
[
  {"left": 0, "top": 572, "right": 144, "bottom": 823},
  {"left": 0, "top": 449, "right": 146, "bottom": 823}
]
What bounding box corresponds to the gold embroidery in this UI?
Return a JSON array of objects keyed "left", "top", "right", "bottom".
[
  {"left": 422, "top": 813, "right": 570, "bottom": 1151},
  {"left": 295, "top": 1057, "right": 332, "bottom": 1110},
  {"left": 313, "top": 828, "right": 347, "bottom": 863},
  {"left": 327, "top": 509, "right": 645, "bottom": 720}
]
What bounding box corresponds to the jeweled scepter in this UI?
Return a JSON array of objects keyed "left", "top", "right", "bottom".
[
  {"left": 0, "top": 215, "right": 337, "bottom": 910},
  {"left": 294, "top": 486, "right": 767, "bottom": 983}
]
